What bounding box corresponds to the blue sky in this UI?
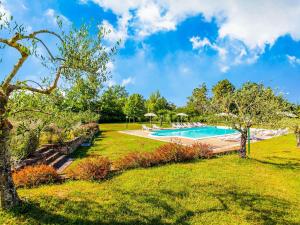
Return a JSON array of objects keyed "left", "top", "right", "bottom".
[{"left": 2, "top": 0, "right": 300, "bottom": 106}]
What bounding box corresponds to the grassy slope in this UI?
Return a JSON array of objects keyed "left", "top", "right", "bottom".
[{"left": 1, "top": 123, "right": 300, "bottom": 225}]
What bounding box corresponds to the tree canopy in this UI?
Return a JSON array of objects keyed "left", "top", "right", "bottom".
[
  {"left": 212, "top": 79, "right": 235, "bottom": 101},
  {"left": 123, "top": 94, "right": 146, "bottom": 121},
  {"left": 99, "top": 85, "right": 128, "bottom": 122},
  {"left": 186, "top": 83, "right": 209, "bottom": 115},
  {"left": 145, "top": 91, "right": 172, "bottom": 113}
]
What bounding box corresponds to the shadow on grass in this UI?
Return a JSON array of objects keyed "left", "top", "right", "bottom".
[
  {"left": 70, "top": 131, "right": 106, "bottom": 160},
  {"left": 215, "top": 190, "right": 298, "bottom": 225},
  {"left": 251, "top": 157, "right": 300, "bottom": 170},
  {"left": 4, "top": 187, "right": 298, "bottom": 225},
  {"left": 8, "top": 197, "right": 169, "bottom": 225}
]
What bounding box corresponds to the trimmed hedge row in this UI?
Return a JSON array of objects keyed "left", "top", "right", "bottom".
[{"left": 114, "top": 142, "right": 212, "bottom": 170}]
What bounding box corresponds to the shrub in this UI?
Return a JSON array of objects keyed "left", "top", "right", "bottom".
[
  {"left": 10, "top": 128, "right": 41, "bottom": 160},
  {"left": 73, "top": 123, "right": 99, "bottom": 139},
  {"left": 13, "top": 165, "right": 60, "bottom": 188},
  {"left": 176, "top": 145, "right": 199, "bottom": 161},
  {"left": 114, "top": 142, "right": 213, "bottom": 171},
  {"left": 68, "top": 157, "right": 111, "bottom": 180},
  {"left": 114, "top": 152, "right": 154, "bottom": 170},
  {"left": 82, "top": 122, "right": 99, "bottom": 133},
  {"left": 152, "top": 143, "right": 179, "bottom": 164},
  {"left": 190, "top": 143, "right": 213, "bottom": 158}
]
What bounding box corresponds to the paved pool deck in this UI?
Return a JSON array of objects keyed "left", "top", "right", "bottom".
[{"left": 119, "top": 129, "right": 243, "bottom": 154}]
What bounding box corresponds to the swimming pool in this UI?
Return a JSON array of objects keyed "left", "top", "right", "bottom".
[{"left": 151, "top": 126, "right": 238, "bottom": 139}]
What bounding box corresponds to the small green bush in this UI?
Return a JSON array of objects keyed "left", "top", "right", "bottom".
[{"left": 10, "top": 129, "right": 40, "bottom": 160}]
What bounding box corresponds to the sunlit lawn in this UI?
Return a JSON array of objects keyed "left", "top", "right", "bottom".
[
  {"left": 70, "top": 123, "right": 165, "bottom": 162},
  {"left": 1, "top": 123, "right": 300, "bottom": 224}
]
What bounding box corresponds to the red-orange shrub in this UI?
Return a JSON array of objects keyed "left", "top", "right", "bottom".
[
  {"left": 13, "top": 165, "right": 60, "bottom": 188},
  {"left": 68, "top": 157, "right": 111, "bottom": 180},
  {"left": 190, "top": 143, "right": 213, "bottom": 158},
  {"left": 176, "top": 145, "right": 199, "bottom": 161},
  {"left": 114, "top": 142, "right": 213, "bottom": 171},
  {"left": 152, "top": 143, "right": 179, "bottom": 164},
  {"left": 114, "top": 152, "right": 154, "bottom": 170}
]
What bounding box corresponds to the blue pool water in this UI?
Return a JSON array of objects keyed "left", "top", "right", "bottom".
[{"left": 151, "top": 126, "right": 237, "bottom": 139}]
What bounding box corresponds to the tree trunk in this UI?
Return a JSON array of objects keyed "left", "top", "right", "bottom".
[
  {"left": 296, "top": 132, "right": 300, "bottom": 148},
  {"left": 0, "top": 99, "right": 20, "bottom": 209},
  {"left": 240, "top": 130, "right": 247, "bottom": 158}
]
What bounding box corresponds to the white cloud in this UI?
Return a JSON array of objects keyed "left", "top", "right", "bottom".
[
  {"left": 135, "top": 2, "right": 176, "bottom": 37},
  {"left": 287, "top": 55, "right": 300, "bottom": 66},
  {"left": 190, "top": 35, "right": 262, "bottom": 72},
  {"left": 107, "top": 79, "right": 116, "bottom": 87},
  {"left": 220, "top": 65, "right": 229, "bottom": 73},
  {"left": 121, "top": 77, "right": 134, "bottom": 86},
  {"left": 86, "top": 0, "right": 300, "bottom": 70},
  {"left": 190, "top": 36, "right": 227, "bottom": 60},
  {"left": 190, "top": 37, "right": 211, "bottom": 49},
  {"left": 89, "top": 0, "right": 300, "bottom": 48},
  {"left": 106, "top": 61, "right": 114, "bottom": 72},
  {"left": 0, "top": 1, "right": 11, "bottom": 23},
  {"left": 45, "top": 8, "right": 70, "bottom": 26},
  {"left": 100, "top": 13, "right": 130, "bottom": 46}
]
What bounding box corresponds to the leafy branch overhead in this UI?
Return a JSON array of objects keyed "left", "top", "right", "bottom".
[{"left": 0, "top": 14, "right": 118, "bottom": 98}]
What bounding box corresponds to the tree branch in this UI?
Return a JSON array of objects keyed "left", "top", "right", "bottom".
[
  {"left": 25, "top": 36, "right": 65, "bottom": 62},
  {"left": 27, "top": 30, "right": 64, "bottom": 43},
  {"left": 1, "top": 29, "right": 64, "bottom": 90},
  {"left": 11, "top": 108, "right": 54, "bottom": 116},
  {"left": 2, "top": 54, "right": 28, "bottom": 91},
  {"left": 18, "top": 80, "right": 44, "bottom": 90},
  {"left": 10, "top": 66, "right": 64, "bottom": 94}
]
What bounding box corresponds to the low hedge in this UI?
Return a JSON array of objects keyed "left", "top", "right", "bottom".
[
  {"left": 114, "top": 142, "right": 213, "bottom": 170},
  {"left": 67, "top": 157, "right": 111, "bottom": 181}
]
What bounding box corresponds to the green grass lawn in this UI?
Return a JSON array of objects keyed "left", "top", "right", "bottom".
[
  {"left": 70, "top": 123, "right": 165, "bottom": 162},
  {"left": 1, "top": 123, "right": 300, "bottom": 225}
]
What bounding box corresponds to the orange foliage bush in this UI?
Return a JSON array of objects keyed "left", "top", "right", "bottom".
[
  {"left": 68, "top": 156, "right": 111, "bottom": 180},
  {"left": 152, "top": 143, "right": 179, "bottom": 164},
  {"left": 114, "top": 152, "right": 154, "bottom": 170},
  {"left": 13, "top": 165, "right": 60, "bottom": 188},
  {"left": 190, "top": 143, "right": 213, "bottom": 158},
  {"left": 115, "top": 142, "right": 213, "bottom": 170}
]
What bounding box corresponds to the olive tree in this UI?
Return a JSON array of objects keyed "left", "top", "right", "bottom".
[
  {"left": 123, "top": 94, "right": 146, "bottom": 122},
  {"left": 215, "top": 82, "right": 284, "bottom": 158},
  {"left": 0, "top": 13, "right": 116, "bottom": 209}
]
